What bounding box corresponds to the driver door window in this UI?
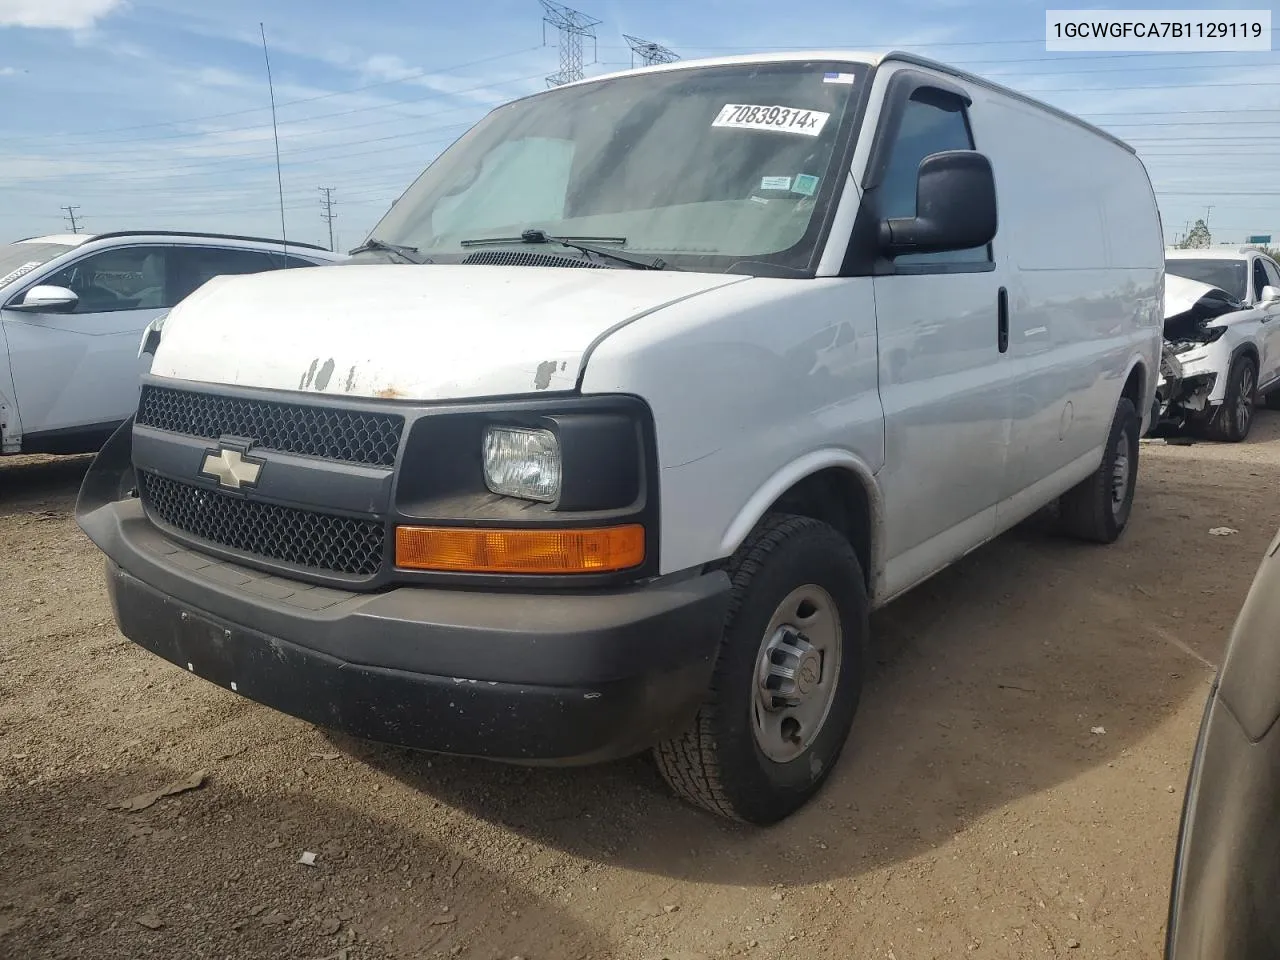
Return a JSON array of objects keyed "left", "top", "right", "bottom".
[
  {"left": 880, "top": 92, "right": 992, "bottom": 269},
  {"left": 40, "top": 246, "right": 172, "bottom": 313}
]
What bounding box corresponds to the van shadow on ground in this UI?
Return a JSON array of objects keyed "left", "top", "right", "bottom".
[
  {"left": 333, "top": 455, "right": 1260, "bottom": 889},
  {"left": 0, "top": 761, "right": 610, "bottom": 960}
]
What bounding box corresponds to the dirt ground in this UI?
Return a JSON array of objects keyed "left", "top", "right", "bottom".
[{"left": 3, "top": 414, "right": 1277, "bottom": 960}]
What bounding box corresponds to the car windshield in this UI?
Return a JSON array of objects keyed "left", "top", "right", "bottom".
[
  {"left": 1166, "top": 258, "right": 1248, "bottom": 302},
  {"left": 0, "top": 241, "right": 75, "bottom": 290},
  {"left": 365, "top": 61, "right": 869, "bottom": 275}
]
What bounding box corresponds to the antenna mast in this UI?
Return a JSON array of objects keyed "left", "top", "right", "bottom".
[{"left": 260, "top": 23, "right": 288, "bottom": 255}]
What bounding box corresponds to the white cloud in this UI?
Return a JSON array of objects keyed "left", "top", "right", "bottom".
[
  {"left": 0, "top": 0, "right": 126, "bottom": 30},
  {"left": 0, "top": 66, "right": 18, "bottom": 75}
]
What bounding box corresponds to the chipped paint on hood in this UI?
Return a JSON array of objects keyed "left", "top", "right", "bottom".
[{"left": 150, "top": 264, "right": 748, "bottom": 401}]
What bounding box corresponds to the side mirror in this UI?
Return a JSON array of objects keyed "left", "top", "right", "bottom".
[
  {"left": 879, "top": 150, "right": 998, "bottom": 257},
  {"left": 10, "top": 284, "right": 78, "bottom": 313},
  {"left": 1262, "top": 285, "right": 1280, "bottom": 304}
]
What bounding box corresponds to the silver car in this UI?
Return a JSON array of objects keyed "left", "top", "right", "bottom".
[{"left": 0, "top": 231, "right": 341, "bottom": 456}]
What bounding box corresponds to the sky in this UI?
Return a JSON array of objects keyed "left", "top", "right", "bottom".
[{"left": 0, "top": 0, "right": 1278, "bottom": 250}]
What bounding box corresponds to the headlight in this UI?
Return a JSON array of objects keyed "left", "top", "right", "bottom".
[{"left": 483, "top": 426, "right": 561, "bottom": 503}]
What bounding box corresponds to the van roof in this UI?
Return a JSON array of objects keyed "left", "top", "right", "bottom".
[
  {"left": 1166, "top": 247, "right": 1265, "bottom": 260},
  {"left": 545, "top": 49, "right": 1135, "bottom": 154}
]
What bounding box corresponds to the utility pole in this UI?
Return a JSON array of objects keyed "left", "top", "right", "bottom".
[
  {"left": 61, "top": 205, "right": 82, "bottom": 234},
  {"left": 318, "top": 187, "right": 337, "bottom": 251},
  {"left": 624, "top": 35, "right": 678, "bottom": 68},
  {"left": 1205, "top": 206, "right": 1214, "bottom": 229},
  {"left": 539, "top": 0, "right": 600, "bottom": 87}
]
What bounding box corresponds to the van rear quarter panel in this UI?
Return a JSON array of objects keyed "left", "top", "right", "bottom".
[
  {"left": 578, "top": 276, "right": 884, "bottom": 578},
  {"left": 970, "top": 88, "right": 1162, "bottom": 497}
]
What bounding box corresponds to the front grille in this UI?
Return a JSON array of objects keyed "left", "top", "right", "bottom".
[
  {"left": 461, "top": 250, "right": 604, "bottom": 269},
  {"left": 137, "top": 385, "right": 403, "bottom": 467},
  {"left": 139, "top": 472, "right": 384, "bottom": 577}
]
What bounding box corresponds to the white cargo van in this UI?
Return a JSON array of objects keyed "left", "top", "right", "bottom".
[{"left": 77, "top": 51, "right": 1163, "bottom": 823}]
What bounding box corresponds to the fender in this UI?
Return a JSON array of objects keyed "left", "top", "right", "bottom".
[
  {"left": 1120, "top": 350, "right": 1154, "bottom": 433},
  {"left": 717, "top": 448, "right": 887, "bottom": 600},
  {"left": 1230, "top": 339, "right": 1261, "bottom": 370}
]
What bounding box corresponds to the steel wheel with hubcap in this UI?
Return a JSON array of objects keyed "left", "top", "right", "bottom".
[
  {"left": 752, "top": 585, "right": 842, "bottom": 764},
  {"left": 655, "top": 514, "right": 868, "bottom": 824},
  {"left": 1109, "top": 433, "right": 1131, "bottom": 519},
  {"left": 1059, "top": 396, "right": 1139, "bottom": 543}
]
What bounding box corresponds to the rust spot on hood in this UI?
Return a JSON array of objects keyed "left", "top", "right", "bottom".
[
  {"left": 299, "top": 358, "right": 319, "bottom": 390},
  {"left": 314, "top": 358, "right": 336, "bottom": 391},
  {"left": 374, "top": 386, "right": 406, "bottom": 399},
  {"left": 534, "top": 360, "right": 558, "bottom": 390}
]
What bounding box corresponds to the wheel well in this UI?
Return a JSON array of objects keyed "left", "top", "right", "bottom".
[
  {"left": 767, "top": 467, "right": 872, "bottom": 590},
  {"left": 1233, "top": 343, "right": 1260, "bottom": 370},
  {"left": 1122, "top": 364, "right": 1145, "bottom": 411}
]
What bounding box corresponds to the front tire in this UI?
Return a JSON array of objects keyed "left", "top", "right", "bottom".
[
  {"left": 1058, "top": 397, "right": 1139, "bottom": 544},
  {"left": 1205, "top": 355, "right": 1257, "bottom": 442},
  {"left": 653, "top": 514, "right": 868, "bottom": 824}
]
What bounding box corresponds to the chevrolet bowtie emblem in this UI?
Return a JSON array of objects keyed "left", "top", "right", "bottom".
[{"left": 200, "top": 446, "right": 264, "bottom": 490}]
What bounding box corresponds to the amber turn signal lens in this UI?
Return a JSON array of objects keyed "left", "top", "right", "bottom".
[{"left": 395, "top": 524, "right": 645, "bottom": 574}]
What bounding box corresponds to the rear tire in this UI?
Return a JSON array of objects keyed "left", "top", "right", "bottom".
[
  {"left": 1263, "top": 387, "right": 1280, "bottom": 411},
  {"left": 1205, "top": 355, "right": 1257, "bottom": 442},
  {"left": 653, "top": 514, "right": 867, "bottom": 824},
  {"left": 1058, "top": 397, "right": 1139, "bottom": 544}
]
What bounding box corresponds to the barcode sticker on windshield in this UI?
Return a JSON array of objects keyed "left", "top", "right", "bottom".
[
  {"left": 712, "top": 104, "right": 830, "bottom": 137},
  {"left": 0, "top": 261, "right": 43, "bottom": 287}
]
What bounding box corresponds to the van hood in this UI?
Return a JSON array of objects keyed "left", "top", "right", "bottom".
[{"left": 151, "top": 263, "right": 748, "bottom": 401}]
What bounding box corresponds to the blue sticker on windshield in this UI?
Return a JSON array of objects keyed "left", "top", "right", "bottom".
[
  {"left": 791, "top": 174, "right": 820, "bottom": 197},
  {"left": 823, "top": 72, "right": 856, "bottom": 84}
]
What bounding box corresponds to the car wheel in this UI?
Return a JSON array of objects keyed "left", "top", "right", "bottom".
[
  {"left": 1206, "top": 355, "right": 1257, "bottom": 442},
  {"left": 653, "top": 514, "right": 867, "bottom": 824},
  {"left": 1058, "top": 397, "right": 1140, "bottom": 544}
]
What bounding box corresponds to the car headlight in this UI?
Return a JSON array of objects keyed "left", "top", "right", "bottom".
[{"left": 483, "top": 426, "right": 561, "bottom": 503}]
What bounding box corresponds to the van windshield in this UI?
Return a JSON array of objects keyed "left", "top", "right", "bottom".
[
  {"left": 1165, "top": 258, "right": 1248, "bottom": 303},
  {"left": 366, "top": 61, "right": 868, "bottom": 275}
]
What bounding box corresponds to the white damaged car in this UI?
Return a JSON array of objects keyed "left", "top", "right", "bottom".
[{"left": 1155, "top": 254, "right": 1280, "bottom": 442}]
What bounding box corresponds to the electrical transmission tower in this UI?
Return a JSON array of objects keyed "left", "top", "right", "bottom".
[
  {"left": 624, "top": 35, "right": 678, "bottom": 68},
  {"left": 318, "top": 187, "right": 337, "bottom": 251},
  {"left": 61, "top": 205, "right": 82, "bottom": 233},
  {"left": 539, "top": 0, "right": 600, "bottom": 87}
]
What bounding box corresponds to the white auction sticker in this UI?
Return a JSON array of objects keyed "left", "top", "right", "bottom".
[
  {"left": 0, "top": 261, "right": 43, "bottom": 287},
  {"left": 712, "top": 104, "right": 830, "bottom": 137},
  {"left": 1046, "top": 9, "right": 1271, "bottom": 51}
]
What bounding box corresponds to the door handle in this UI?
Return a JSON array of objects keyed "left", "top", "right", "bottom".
[{"left": 997, "top": 287, "right": 1009, "bottom": 354}]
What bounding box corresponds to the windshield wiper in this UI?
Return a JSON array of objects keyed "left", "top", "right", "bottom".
[
  {"left": 459, "top": 229, "right": 670, "bottom": 270},
  {"left": 348, "top": 237, "right": 430, "bottom": 264}
]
